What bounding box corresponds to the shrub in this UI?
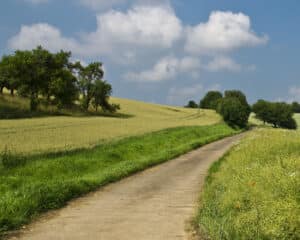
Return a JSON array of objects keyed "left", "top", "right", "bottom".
[
  {"left": 185, "top": 100, "right": 198, "bottom": 108},
  {"left": 200, "top": 91, "right": 223, "bottom": 110},
  {"left": 253, "top": 100, "right": 297, "bottom": 129},
  {"left": 218, "top": 97, "right": 250, "bottom": 128}
]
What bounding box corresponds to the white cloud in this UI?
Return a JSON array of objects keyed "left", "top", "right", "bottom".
[
  {"left": 9, "top": 5, "right": 182, "bottom": 59},
  {"left": 205, "top": 56, "right": 241, "bottom": 72},
  {"left": 167, "top": 83, "right": 221, "bottom": 105},
  {"left": 87, "top": 6, "right": 182, "bottom": 49},
  {"left": 125, "top": 56, "right": 201, "bottom": 82},
  {"left": 288, "top": 86, "right": 300, "bottom": 102},
  {"left": 185, "top": 11, "right": 268, "bottom": 55},
  {"left": 9, "top": 6, "right": 267, "bottom": 80},
  {"left": 9, "top": 23, "right": 79, "bottom": 52}
]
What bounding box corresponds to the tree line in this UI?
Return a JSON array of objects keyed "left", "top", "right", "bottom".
[
  {"left": 186, "top": 90, "right": 297, "bottom": 130},
  {"left": 0, "top": 46, "right": 119, "bottom": 112}
]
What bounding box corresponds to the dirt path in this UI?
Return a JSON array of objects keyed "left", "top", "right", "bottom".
[{"left": 9, "top": 134, "right": 245, "bottom": 240}]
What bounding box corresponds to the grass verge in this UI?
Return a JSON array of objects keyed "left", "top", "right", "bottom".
[
  {"left": 0, "top": 123, "right": 238, "bottom": 236},
  {"left": 196, "top": 128, "right": 300, "bottom": 240}
]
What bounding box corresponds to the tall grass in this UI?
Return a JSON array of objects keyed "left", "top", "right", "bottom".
[
  {"left": 0, "top": 124, "right": 238, "bottom": 236},
  {"left": 197, "top": 128, "right": 300, "bottom": 240}
]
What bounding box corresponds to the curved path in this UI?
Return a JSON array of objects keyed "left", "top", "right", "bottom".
[{"left": 9, "top": 133, "right": 245, "bottom": 240}]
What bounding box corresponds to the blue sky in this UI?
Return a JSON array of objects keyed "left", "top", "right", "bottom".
[{"left": 1, "top": 0, "right": 300, "bottom": 105}]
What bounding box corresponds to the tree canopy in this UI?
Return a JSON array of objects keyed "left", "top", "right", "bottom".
[
  {"left": 199, "top": 91, "right": 223, "bottom": 110},
  {"left": 185, "top": 100, "right": 198, "bottom": 108},
  {"left": 253, "top": 100, "right": 297, "bottom": 129},
  {"left": 0, "top": 46, "right": 118, "bottom": 113}
]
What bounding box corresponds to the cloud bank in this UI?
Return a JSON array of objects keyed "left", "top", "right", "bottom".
[{"left": 9, "top": 5, "right": 268, "bottom": 83}]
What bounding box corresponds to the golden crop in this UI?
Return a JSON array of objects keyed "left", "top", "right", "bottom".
[{"left": 0, "top": 97, "right": 221, "bottom": 155}]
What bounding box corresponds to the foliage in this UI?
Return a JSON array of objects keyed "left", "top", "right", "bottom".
[
  {"left": 0, "top": 46, "right": 117, "bottom": 113},
  {"left": 253, "top": 100, "right": 297, "bottom": 129},
  {"left": 91, "top": 79, "right": 120, "bottom": 112},
  {"left": 252, "top": 99, "right": 271, "bottom": 124},
  {"left": 77, "top": 62, "right": 104, "bottom": 110},
  {"left": 197, "top": 129, "right": 300, "bottom": 240},
  {"left": 217, "top": 97, "right": 249, "bottom": 128},
  {"left": 292, "top": 101, "right": 300, "bottom": 113},
  {"left": 185, "top": 100, "right": 198, "bottom": 108},
  {"left": 200, "top": 91, "right": 223, "bottom": 110},
  {"left": 0, "top": 124, "right": 238, "bottom": 235},
  {"left": 224, "top": 90, "right": 251, "bottom": 114}
]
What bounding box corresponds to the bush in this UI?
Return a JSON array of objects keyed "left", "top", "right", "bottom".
[
  {"left": 200, "top": 91, "right": 223, "bottom": 110},
  {"left": 218, "top": 97, "right": 250, "bottom": 128},
  {"left": 280, "top": 117, "right": 297, "bottom": 130},
  {"left": 185, "top": 100, "right": 198, "bottom": 108},
  {"left": 253, "top": 100, "right": 297, "bottom": 129},
  {"left": 224, "top": 90, "right": 251, "bottom": 115},
  {"left": 292, "top": 101, "right": 300, "bottom": 113}
]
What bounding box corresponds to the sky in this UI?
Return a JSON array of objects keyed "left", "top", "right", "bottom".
[{"left": 0, "top": 0, "right": 300, "bottom": 105}]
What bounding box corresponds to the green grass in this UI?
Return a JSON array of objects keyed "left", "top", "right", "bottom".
[
  {"left": 0, "top": 123, "right": 238, "bottom": 236},
  {"left": 295, "top": 113, "right": 300, "bottom": 128},
  {"left": 196, "top": 128, "right": 300, "bottom": 240},
  {"left": 0, "top": 95, "right": 220, "bottom": 155}
]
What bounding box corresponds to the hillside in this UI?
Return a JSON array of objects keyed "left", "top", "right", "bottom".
[{"left": 0, "top": 94, "right": 221, "bottom": 155}]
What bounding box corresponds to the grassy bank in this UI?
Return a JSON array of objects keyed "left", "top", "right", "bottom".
[
  {"left": 197, "top": 128, "right": 300, "bottom": 240},
  {"left": 0, "top": 123, "right": 238, "bottom": 236},
  {"left": 0, "top": 95, "right": 220, "bottom": 155}
]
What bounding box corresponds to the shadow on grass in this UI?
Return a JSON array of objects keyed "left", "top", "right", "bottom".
[{"left": 0, "top": 95, "right": 133, "bottom": 120}]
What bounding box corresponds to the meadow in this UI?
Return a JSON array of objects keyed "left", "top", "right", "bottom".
[
  {"left": 196, "top": 128, "right": 300, "bottom": 239},
  {"left": 0, "top": 94, "right": 220, "bottom": 155},
  {"left": 295, "top": 113, "right": 300, "bottom": 127},
  {"left": 0, "top": 123, "right": 239, "bottom": 235}
]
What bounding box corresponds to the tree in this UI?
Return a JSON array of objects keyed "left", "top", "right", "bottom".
[
  {"left": 291, "top": 101, "right": 300, "bottom": 113},
  {"left": 218, "top": 97, "right": 250, "bottom": 128},
  {"left": 224, "top": 90, "right": 251, "bottom": 115},
  {"left": 185, "top": 100, "right": 198, "bottom": 108},
  {"left": 92, "top": 79, "right": 119, "bottom": 112},
  {"left": 0, "top": 55, "right": 20, "bottom": 95},
  {"left": 0, "top": 57, "right": 9, "bottom": 93},
  {"left": 253, "top": 100, "right": 297, "bottom": 129},
  {"left": 252, "top": 99, "right": 271, "bottom": 124},
  {"left": 200, "top": 91, "right": 223, "bottom": 110},
  {"left": 78, "top": 62, "right": 104, "bottom": 111},
  {"left": 11, "top": 48, "right": 54, "bottom": 110},
  {"left": 49, "top": 69, "right": 78, "bottom": 108}
]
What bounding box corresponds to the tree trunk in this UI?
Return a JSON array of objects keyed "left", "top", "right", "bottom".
[
  {"left": 0, "top": 86, "right": 3, "bottom": 94},
  {"left": 10, "top": 88, "right": 14, "bottom": 96}
]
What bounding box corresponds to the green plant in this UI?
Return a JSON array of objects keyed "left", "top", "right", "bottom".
[
  {"left": 0, "top": 147, "right": 26, "bottom": 168},
  {"left": 197, "top": 129, "right": 300, "bottom": 240},
  {"left": 200, "top": 91, "right": 223, "bottom": 110},
  {"left": 218, "top": 97, "right": 250, "bottom": 128},
  {"left": 0, "top": 124, "right": 238, "bottom": 235}
]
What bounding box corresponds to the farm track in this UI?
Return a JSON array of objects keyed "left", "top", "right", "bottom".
[{"left": 8, "top": 133, "right": 245, "bottom": 240}]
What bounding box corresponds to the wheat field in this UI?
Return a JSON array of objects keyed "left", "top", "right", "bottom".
[{"left": 0, "top": 97, "right": 221, "bottom": 155}]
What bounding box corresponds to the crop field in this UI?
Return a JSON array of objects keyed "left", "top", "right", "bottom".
[
  {"left": 0, "top": 96, "right": 220, "bottom": 155},
  {"left": 197, "top": 128, "right": 300, "bottom": 239}
]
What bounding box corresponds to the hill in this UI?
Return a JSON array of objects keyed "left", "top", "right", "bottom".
[{"left": 0, "top": 94, "right": 221, "bottom": 155}]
